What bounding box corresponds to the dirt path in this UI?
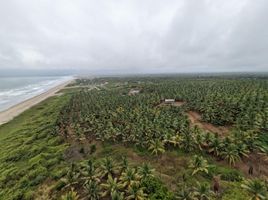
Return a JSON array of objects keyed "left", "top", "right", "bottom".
[
  {"left": 215, "top": 152, "right": 268, "bottom": 179},
  {"left": 156, "top": 100, "right": 230, "bottom": 136},
  {"left": 187, "top": 111, "right": 229, "bottom": 136}
]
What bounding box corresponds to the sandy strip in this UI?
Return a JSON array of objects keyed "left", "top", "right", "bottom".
[{"left": 0, "top": 79, "right": 73, "bottom": 126}]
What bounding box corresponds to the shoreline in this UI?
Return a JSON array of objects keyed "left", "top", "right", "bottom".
[{"left": 0, "top": 79, "right": 73, "bottom": 126}]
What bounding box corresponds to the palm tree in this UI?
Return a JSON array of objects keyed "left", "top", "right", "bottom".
[
  {"left": 241, "top": 179, "right": 267, "bottom": 200},
  {"left": 120, "top": 167, "right": 140, "bottom": 188},
  {"left": 193, "top": 182, "right": 213, "bottom": 200},
  {"left": 111, "top": 190, "right": 125, "bottom": 200},
  {"left": 236, "top": 142, "right": 249, "bottom": 157},
  {"left": 175, "top": 186, "right": 195, "bottom": 200},
  {"left": 243, "top": 130, "right": 259, "bottom": 151},
  {"left": 195, "top": 130, "right": 205, "bottom": 151},
  {"left": 101, "top": 175, "right": 124, "bottom": 197},
  {"left": 126, "top": 183, "right": 147, "bottom": 200},
  {"left": 61, "top": 188, "right": 79, "bottom": 200},
  {"left": 220, "top": 144, "right": 240, "bottom": 166},
  {"left": 148, "top": 139, "right": 165, "bottom": 157},
  {"left": 164, "top": 135, "right": 182, "bottom": 148},
  {"left": 120, "top": 156, "right": 129, "bottom": 173},
  {"left": 204, "top": 132, "right": 214, "bottom": 147},
  {"left": 180, "top": 133, "right": 196, "bottom": 153},
  {"left": 82, "top": 159, "right": 100, "bottom": 183},
  {"left": 99, "top": 157, "right": 118, "bottom": 178},
  {"left": 61, "top": 163, "right": 80, "bottom": 189},
  {"left": 84, "top": 180, "right": 101, "bottom": 200},
  {"left": 189, "top": 155, "right": 209, "bottom": 176},
  {"left": 208, "top": 136, "right": 222, "bottom": 157},
  {"left": 138, "top": 163, "right": 155, "bottom": 179}
]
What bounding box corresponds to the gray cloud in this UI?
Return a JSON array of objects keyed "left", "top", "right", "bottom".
[{"left": 0, "top": 0, "right": 267, "bottom": 73}]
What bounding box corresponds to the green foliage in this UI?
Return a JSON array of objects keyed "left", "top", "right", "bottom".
[
  {"left": 55, "top": 76, "right": 267, "bottom": 199},
  {"left": 61, "top": 188, "right": 79, "bottom": 200},
  {"left": 141, "top": 177, "right": 174, "bottom": 200},
  {"left": 222, "top": 182, "right": 250, "bottom": 200},
  {"left": 189, "top": 155, "right": 209, "bottom": 176},
  {"left": 58, "top": 77, "right": 267, "bottom": 167},
  {"left": 71, "top": 76, "right": 268, "bottom": 132},
  {"left": 0, "top": 95, "right": 71, "bottom": 199},
  {"left": 54, "top": 180, "right": 67, "bottom": 191},
  {"left": 220, "top": 170, "right": 243, "bottom": 182},
  {"left": 241, "top": 179, "right": 267, "bottom": 200},
  {"left": 206, "top": 165, "right": 243, "bottom": 182},
  {"left": 193, "top": 182, "right": 213, "bottom": 200},
  {"left": 1, "top": 76, "right": 267, "bottom": 199}
]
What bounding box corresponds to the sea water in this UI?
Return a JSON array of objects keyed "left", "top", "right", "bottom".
[{"left": 0, "top": 76, "right": 72, "bottom": 112}]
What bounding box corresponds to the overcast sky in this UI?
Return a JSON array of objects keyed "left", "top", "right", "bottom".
[{"left": 0, "top": 0, "right": 267, "bottom": 74}]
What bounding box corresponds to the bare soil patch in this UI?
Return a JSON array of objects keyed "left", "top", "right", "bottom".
[
  {"left": 187, "top": 111, "right": 229, "bottom": 136},
  {"left": 215, "top": 152, "right": 268, "bottom": 179},
  {"left": 236, "top": 153, "right": 268, "bottom": 179}
]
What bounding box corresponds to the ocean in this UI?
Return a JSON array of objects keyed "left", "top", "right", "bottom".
[{"left": 0, "top": 76, "right": 72, "bottom": 112}]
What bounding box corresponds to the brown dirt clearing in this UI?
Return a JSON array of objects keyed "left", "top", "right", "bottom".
[
  {"left": 235, "top": 153, "right": 268, "bottom": 179},
  {"left": 187, "top": 111, "right": 230, "bottom": 136}
]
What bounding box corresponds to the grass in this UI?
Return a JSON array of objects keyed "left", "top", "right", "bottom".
[
  {"left": 0, "top": 94, "right": 71, "bottom": 200},
  {"left": 221, "top": 182, "right": 250, "bottom": 200}
]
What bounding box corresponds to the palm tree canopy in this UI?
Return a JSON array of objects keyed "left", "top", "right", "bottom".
[
  {"left": 241, "top": 179, "right": 267, "bottom": 200},
  {"left": 189, "top": 155, "right": 209, "bottom": 176},
  {"left": 148, "top": 139, "right": 165, "bottom": 156}
]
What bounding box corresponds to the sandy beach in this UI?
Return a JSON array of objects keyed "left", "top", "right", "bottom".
[{"left": 0, "top": 79, "right": 73, "bottom": 125}]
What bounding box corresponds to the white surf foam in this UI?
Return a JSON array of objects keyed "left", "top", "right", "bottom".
[{"left": 0, "top": 76, "right": 72, "bottom": 112}]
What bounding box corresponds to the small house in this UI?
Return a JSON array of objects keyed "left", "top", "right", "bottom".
[
  {"left": 164, "top": 99, "right": 175, "bottom": 104},
  {"left": 129, "top": 89, "right": 140, "bottom": 95}
]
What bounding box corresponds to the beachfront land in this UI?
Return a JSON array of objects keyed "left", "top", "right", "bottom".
[{"left": 0, "top": 75, "right": 267, "bottom": 199}]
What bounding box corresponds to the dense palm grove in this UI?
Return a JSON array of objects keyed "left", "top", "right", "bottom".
[
  {"left": 59, "top": 77, "right": 268, "bottom": 161},
  {"left": 57, "top": 75, "right": 268, "bottom": 199}
]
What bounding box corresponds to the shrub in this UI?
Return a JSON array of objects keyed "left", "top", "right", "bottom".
[
  {"left": 141, "top": 177, "right": 174, "bottom": 200},
  {"left": 19, "top": 176, "right": 30, "bottom": 188},
  {"left": 30, "top": 175, "right": 47, "bottom": 186},
  {"left": 53, "top": 180, "right": 66, "bottom": 191},
  {"left": 205, "top": 165, "right": 242, "bottom": 181},
  {"left": 24, "top": 190, "right": 35, "bottom": 200},
  {"left": 222, "top": 182, "right": 250, "bottom": 200},
  {"left": 221, "top": 170, "right": 243, "bottom": 182},
  {"left": 44, "top": 157, "right": 61, "bottom": 168},
  {"left": 28, "top": 166, "right": 48, "bottom": 180},
  {"left": 51, "top": 167, "right": 68, "bottom": 180},
  {"left": 90, "top": 144, "right": 97, "bottom": 154}
]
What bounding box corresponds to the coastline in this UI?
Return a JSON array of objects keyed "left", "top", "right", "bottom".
[{"left": 0, "top": 79, "right": 73, "bottom": 126}]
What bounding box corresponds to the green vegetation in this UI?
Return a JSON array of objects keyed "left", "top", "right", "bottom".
[
  {"left": 0, "top": 75, "right": 267, "bottom": 199},
  {"left": 56, "top": 157, "right": 172, "bottom": 200},
  {"left": 241, "top": 179, "right": 267, "bottom": 200},
  {"left": 58, "top": 76, "right": 268, "bottom": 167},
  {"left": 0, "top": 95, "right": 71, "bottom": 199}
]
